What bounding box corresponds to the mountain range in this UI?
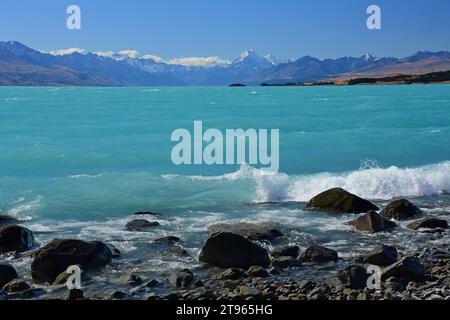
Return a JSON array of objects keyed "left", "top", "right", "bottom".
[{"left": 1, "top": 41, "right": 450, "bottom": 86}]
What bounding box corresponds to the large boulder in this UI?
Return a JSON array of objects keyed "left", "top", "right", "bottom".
[
  {"left": 0, "top": 225, "right": 35, "bottom": 253},
  {"left": 381, "top": 199, "right": 422, "bottom": 221},
  {"left": 381, "top": 256, "right": 425, "bottom": 283},
  {"left": 304, "top": 188, "right": 379, "bottom": 214},
  {"left": 345, "top": 211, "right": 398, "bottom": 233},
  {"left": 31, "top": 239, "right": 113, "bottom": 283},
  {"left": 0, "top": 264, "right": 18, "bottom": 287},
  {"left": 125, "top": 219, "right": 160, "bottom": 232},
  {"left": 199, "top": 232, "right": 270, "bottom": 269},
  {"left": 363, "top": 245, "right": 398, "bottom": 266},
  {"left": 407, "top": 218, "right": 448, "bottom": 231},
  {"left": 300, "top": 245, "right": 338, "bottom": 263},
  {"left": 207, "top": 222, "right": 283, "bottom": 242}
]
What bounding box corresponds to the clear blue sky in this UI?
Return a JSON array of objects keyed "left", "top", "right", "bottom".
[{"left": 1, "top": 0, "right": 449, "bottom": 60}]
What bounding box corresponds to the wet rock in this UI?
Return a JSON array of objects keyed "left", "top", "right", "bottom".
[
  {"left": 0, "top": 264, "right": 19, "bottom": 287},
  {"left": 300, "top": 245, "right": 338, "bottom": 263},
  {"left": 199, "top": 232, "right": 271, "bottom": 269},
  {"left": 108, "top": 291, "right": 127, "bottom": 300},
  {"left": 381, "top": 256, "right": 426, "bottom": 283},
  {"left": 31, "top": 239, "right": 113, "bottom": 283},
  {"left": 330, "top": 265, "right": 369, "bottom": 290},
  {"left": 168, "top": 269, "right": 196, "bottom": 289},
  {"left": 120, "top": 274, "right": 143, "bottom": 286},
  {"left": 107, "top": 244, "right": 121, "bottom": 258},
  {"left": 163, "top": 246, "right": 190, "bottom": 257},
  {"left": 67, "top": 289, "right": 85, "bottom": 300},
  {"left": 0, "top": 225, "right": 35, "bottom": 253},
  {"left": 153, "top": 236, "right": 181, "bottom": 245},
  {"left": 346, "top": 211, "right": 398, "bottom": 233},
  {"left": 363, "top": 245, "right": 398, "bottom": 266},
  {"left": 271, "top": 245, "right": 300, "bottom": 258},
  {"left": 247, "top": 266, "right": 269, "bottom": 278},
  {"left": 408, "top": 218, "right": 448, "bottom": 231},
  {"left": 381, "top": 199, "right": 422, "bottom": 221},
  {"left": 145, "top": 279, "right": 162, "bottom": 288},
  {"left": 207, "top": 222, "right": 283, "bottom": 242},
  {"left": 125, "top": 219, "right": 160, "bottom": 232},
  {"left": 2, "top": 279, "right": 31, "bottom": 293},
  {"left": 271, "top": 256, "right": 301, "bottom": 269},
  {"left": 304, "top": 188, "right": 379, "bottom": 214},
  {"left": 219, "top": 268, "right": 247, "bottom": 280},
  {"left": 237, "top": 285, "right": 259, "bottom": 298}
]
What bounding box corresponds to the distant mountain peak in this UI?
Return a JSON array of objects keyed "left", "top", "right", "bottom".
[{"left": 362, "top": 53, "right": 375, "bottom": 61}]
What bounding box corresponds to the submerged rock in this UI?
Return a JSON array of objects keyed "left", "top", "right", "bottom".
[
  {"left": 207, "top": 222, "right": 283, "bottom": 242},
  {"left": 271, "top": 245, "right": 300, "bottom": 258},
  {"left": 363, "top": 245, "right": 398, "bottom": 266},
  {"left": 300, "top": 245, "right": 338, "bottom": 263},
  {"left": 31, "top": 239, "right": 113, "bottom": 283},
  {"left": 199, "top": 232, "right": 271, "bottom": 269},
  {"left": 381, "top": 256, "right": 426, "bottom": 283},
  {"left": 408, "top": 218, "right": 448, "bottom": 231},
  {"left": 381, "top": 199, "right": 422, "bottom": 221},
  {"left": 163, "top": 246, "right": 190, "bottom": 257},
  {"left": 346, "top": 211, "right": 398, "bottom": 233},
  {"left": 125, "top": 219, "right": 160, "bottom": 232},
  {"left": 120, "top": 274, "right": 143, "bottom": 286},
  {"left": 0, "top": 264, "right": 19, "bottom": 288},
  {"left": 0, "top": 225, "right": 35, "bottom": 253},
  {"left": 304, "top": 188, "right": 379, "bottom": 214},
  {"left": 153, "top": 236, "right": 181, "bottom": 244}
]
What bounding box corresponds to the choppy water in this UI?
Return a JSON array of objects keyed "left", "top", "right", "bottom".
[{"left": 1, "top": 85, "right": 449, "bottom": 297}]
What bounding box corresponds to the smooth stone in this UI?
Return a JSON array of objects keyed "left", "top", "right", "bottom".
[
  {"left": 363, "top": 245, "right": 398, "bottom": 266},
  {"left": 381, "top": 199, "right": 422, "bottom": 221},
  {"left": 300, "top": 245, "right": 338, "bottom": 263},
  {"left": 271, "top": 245, "right": 300, "bottom": 258},
  {"left": 124, "top": 219, "right": 160, "bottom": 232},
  {"left": 207, "top": 222, "right": 283, "bottom": 242},
  {"left": 408, "top": 218, "right": 448, "bottom": 231},
  {"left": 304, "top": 187, "right": 379, "bottom": 214},
  {"left": 247, "top": 266, "right": 269, "bottom": 278},
  {"left": 271, "top": 256, "right": 301, "bottom": 269},
  {"left": 153, "top": 236, "right": 181, "bottom": 244},
  {"left": 381, "top": 256, "right": 426, "bottom": 283},
  {"left": 0, "top": 225, "right": 35, "bottom": 253},
  {"left": 199, "top": 232, "right": 271, "bottom": 269},
  {"left": 346, "top": 211, "right": 398, "bottom": 233}
]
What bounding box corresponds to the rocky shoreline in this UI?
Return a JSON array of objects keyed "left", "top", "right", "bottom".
[{"left": 0, "top": 188, "right": 449, "bottom": 301}]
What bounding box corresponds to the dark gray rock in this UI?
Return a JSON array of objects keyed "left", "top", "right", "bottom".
[
  {"left": 125, "top": 219, "right": 160, "bottom": 232},
  {"left": 331, "top": 265, "right": 369, "bottom": 290},
  {"left": 31, "top": 239, "right": 113, "bottom": 283},
  {"left": 199, "top": 232, "right": 271, "bottom": 269},
  {"left": 271, "top": 256, "right": 301, "bottom": 269},
  {"left": 247, "top": 266, "right": 269, "bottom": 278},
  {"left": 207, "top": 222, "right": 283, "bottom": 242},
  {"left": 363, "top": 245, "right": 398, "bottom": 266},
  {"left": 0, "top": 225, "right": 35, "bottom": 253},
  {"left": 271, "top": 245, "right": 300, "bottom": 258},
  {"left": 408, "top": 218, "right": 448, "bottom": 231},
  {"left": 381, "top": 199, "right": 422, "bottom": 221},
  {"left": 304, "top": 188, "right": 379, "bottom": 214},
  {"left": 219, "top": 268, "right": 246, "bottom": 280},
  {"left": 107, "top": 243, "right": 121, "bottom": 258},
  {"left": 381, "top": 256, "right": 426, "bottom": 283},
  {"left": 0, "top": 264, "right": 18, "bottom": 288},
  {"left": 346, "top": 211, "right": 398, "bottom": 233},
  {"left": 300, "top": 245, "right": 338, "bottom": 263},
  {"left": 153, "top": 236, "right": 181, "bottom": 244},
  {"left": 120, "top": 274, "right": 143, "bottom": 286},
  {"left": 145, "top": 279, "right": 161, "bottom": 288},
  {"left": 168, "top": 269, "right": 196, "bottom": 289},
  {"left": 163, "top": 246, "right": 190, "bottom": 257},
  {"left": 2, "top": 279, "right": 30, "bottom": 293},
  {"left": 0, "top": 214, "right": 18, "bottom": 226}
]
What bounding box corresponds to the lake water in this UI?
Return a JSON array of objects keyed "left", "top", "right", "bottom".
[{"left": 1, "top": 85, "right": 449, "bottom": 297}]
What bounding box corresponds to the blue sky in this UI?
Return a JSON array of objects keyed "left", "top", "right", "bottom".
[{"left": 0, "top": 0, "right": 449, "bottom": 60}]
